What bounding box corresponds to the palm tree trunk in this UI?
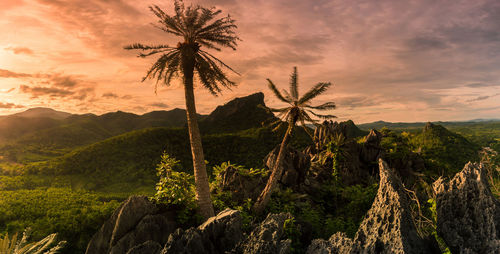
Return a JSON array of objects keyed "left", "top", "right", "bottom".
[
  {"left": 182, "top": 45, "right": 215, "bottom": 219},
  {"left": 253, "top": 122, "right": 294, "bottom": 214}
]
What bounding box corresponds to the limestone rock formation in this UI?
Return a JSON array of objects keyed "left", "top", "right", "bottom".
[
  {"left": 200, "top": 92, "right": 277, "bottom": 133},
  {"left": 266, "top": 145, "right": 310, "bottom": 188},
  {"left": 217, "top": 165, "right": 268, "bottom": 204},
  {"left": 85, "top": 196, "right": 177, "bottom": 254},
  {"left": 161, "top": 209, "right": 243, "bottom": 254},
  {"left": 236, "top": 213, "right": 293, "bottom": 254},
  {"left": 433, "top": 162, "right": 500, "bottom": 253},
  {"left": 306, "top": 159, "right": 435, "bottom": 254}
]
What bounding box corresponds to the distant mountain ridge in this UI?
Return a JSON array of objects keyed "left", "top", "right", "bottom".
[
  {"left": 0, "top": 93, "right": 282, "bottom": 163},
  {"left": 358, "top": 119, "right": 500, "bottom": 130},
  {"left": 10, "top": 107, "right": 72, "bottom": 120}
]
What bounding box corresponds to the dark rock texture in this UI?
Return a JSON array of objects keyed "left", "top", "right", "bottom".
[
  {"left": 200, "top": 92, "right": 277, "bottom": 133},
  {"left": 307, "top": 159, "right": 435, "bottom": 254},
  {"left": 236, "top": 213, "right": 293, "bottom": 254},
  {"left": 161, "top": 209, "right": 243, "bottom": 254},
  {"left": 85, "top": 196, "right": 177, "bottom": 254},
  {"left": 217, "top": 165, "right": 268, "bottom": 204},
  {"left": 126, "top": 241, "right": 162, "bottom": 254},
  {"left": 433, "top": 162, "right": 500, "bottom": 253},
  {"left": 266, "top": 145, "right": 310, "bottom": 189}
]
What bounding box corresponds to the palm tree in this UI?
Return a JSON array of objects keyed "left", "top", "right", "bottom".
[
  {"left": 124, "top": 0, "right": 239, "bottom": 218},
  {"left": 253, "top": 67, "right": 336, "bottom": 214}
]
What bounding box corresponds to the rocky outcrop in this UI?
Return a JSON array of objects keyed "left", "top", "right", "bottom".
[
  {"left": 200, "top": 92, "right": 277, "bottom": 133},
  {"left": 217, "top": 165, "right": 268, "bottom": 204},
  {"left": 266, "top": 145, "right": 310, "bottom": 189},
  {"left": 307, "top": 159, "right": 436, "bottom": 254},
  {"left": 236, "top": 213, "right": 293, "bottom": 254},
  {"left": 433, "top": 162, "right": 500, "bottom": 253},
  {"left": 360, "top": 129, "right": 382, "bottom": 162},
  {"left": 85, "top": 196, "right": 177, "bottom": 254},
  {"left": 162, "top": 209, "right": 243, "bottom": 254}
]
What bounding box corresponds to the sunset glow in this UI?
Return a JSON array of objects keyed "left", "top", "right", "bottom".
[{"left": 1, "top": 0, "right": 499, "bottom": 122}]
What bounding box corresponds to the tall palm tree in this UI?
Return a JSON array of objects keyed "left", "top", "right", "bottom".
[
  {"left": 253, "top": 67, "right": 336, "bottom": 214},
  {"left": 124, "top": 0, "right": 239, "bottom": 219}
]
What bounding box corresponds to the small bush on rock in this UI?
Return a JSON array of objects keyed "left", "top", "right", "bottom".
[{"left": 153, "top": 152, "right": 199, "bottom": 225}]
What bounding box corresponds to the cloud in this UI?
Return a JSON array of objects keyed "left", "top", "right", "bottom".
[
  {"left": 15, "top": 71, "right": 96, "bottom": 101},
  {"left": 102, "top": 92, "right": 119, "bottom": 98},
  {"left": 465, "top": 83, "right": 499, "bottom": 88},
  {"left": 149, "top": 102, "right": 169, "bottom": 108},
  {"left": 336, "top": 96, "right": 377, "bottom": 109},
  {"left": 0, "top": 69, "right": 32, "bottom": 78},
  {"left": 405, "top": 36, "right": 449, "bottom": 51},
  {"left": 20, "top": 85, "right": 74, "bottom": 98},
  {"left": 467, "top": 93, "right": 500, "bottom": 102},
  {"left": 5, "top": 46, "right": 34, "bottom": 55},
  {"left": 0, "top": 102, "right": 24, "bottom": 109},
  {"left": 49, "top": 74, "right": 78, "bottom": 88}
]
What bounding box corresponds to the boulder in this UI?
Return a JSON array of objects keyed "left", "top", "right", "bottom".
[
  {"left": 86, "top": 196, "right": 177, "bottom": 254},
  {"left": 237, "top": 213, "right": 293, "bottom": 254},
  {"left": 433, "top": 162, "right": 500, "bottom": 253},
  {"left": 161, "top": 209, "right": 243, "bottom": 254},
  {"left": 306, "top": 159, "right": 436, "bottom": 254}
]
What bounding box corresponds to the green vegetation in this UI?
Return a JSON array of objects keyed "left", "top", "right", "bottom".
[
  {"left": 1, "top": 97, "right": 498, "bottom": 254},
  {"left": 254, "top": 66, "right": 337, "bottom": 214},
  {"left": 409, "top": 123, "right": 480, "bottom": 176},
  {"left": 153, "top": 153, "right": 199, "bottom": 225},
  {"left": 0, "top": 188, "right": 120, "bottom": 253},
  {"left": 0, "top": 228, "right": 66, "bottom": 254}
]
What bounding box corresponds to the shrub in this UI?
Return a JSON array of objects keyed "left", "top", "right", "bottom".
[{"left": 152, "top": 152, "right": 199, "bottom": 225}]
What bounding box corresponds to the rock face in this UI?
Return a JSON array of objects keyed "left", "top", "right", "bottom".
[
  {"left": 162, "top": 209, "right": 243, "bottom": 254},
  {"left": 266, "top": 145, "right": 311, "bottom": 189},
  {"left": 433, "top": 162, "right": 500, "bottom": 253},
  {"left": 236, "top": 213, "right": 293, "bottom": 254},
  {"left": 307, "top": 159, "right": 435, "bottom": 254},
  {"left": 85, "top": 196, "right": 177, "bottom": 254},
  {"left": 200, "top": 92, "right": 277, "bottom": 133},
  {"left": 217, "top": 165, "right": 268, "bottom": 204}
]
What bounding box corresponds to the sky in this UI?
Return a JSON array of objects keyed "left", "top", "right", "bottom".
[{"left": 0, "top": 0, "right": 499, "bottom": 123}]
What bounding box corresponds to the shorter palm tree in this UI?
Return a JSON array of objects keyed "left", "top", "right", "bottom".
[{"left": 253, "top": 67, "right": 337, "bottom": 214}]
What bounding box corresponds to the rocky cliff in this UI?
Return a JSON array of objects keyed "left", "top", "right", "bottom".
[
  {"left": 433, "top": 162, "right": 500, "bottom": 253},
  {"left": 306, "top": 159, "right": 437, "bottom": 254}
]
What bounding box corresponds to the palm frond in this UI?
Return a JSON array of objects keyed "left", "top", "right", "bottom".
[
  {"left": 199, "top": 50, "right": 239, "bottom": 75},
  {"left": 268, "top": 79, "right": 291, "bottom": 103},
  {"left": 299, "top": 118, "right": 314, "bottom": 138},
  {"left": 298, "top": 82, "right": 331, "bottom": 105},
  {"left": 305, "top": 102, "right": 336, "bottom": 110},
  {"left": 127, "top": 0, "right": 239, "bottom": 96},
  {"left": 300, "top": 110, "right": 320, "bottom": 125},
  {"left": 268, "top": 107, "right": 289, "bottom": 113},
  {"left": 124, "top": 43, "right": 174, "bottom": 50},
  {"left": 307, "top": 109, "right": 337, "bottom": 119},
  {"left": 290, "top": 66, "right": 298, "bottom": 99}
]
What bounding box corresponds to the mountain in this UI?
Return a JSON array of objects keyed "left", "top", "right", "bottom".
[
  {"left": 11, "top": 107, "right": 72, "bottom": 120},
  {"left": 200, "top": 92, "right": 277, "bottom": 133},
  {"left": 358, "top": 119, "right": 500, "bottom": 131},
  {"left": 409, "top": 122, "right": 480, "bottom": 176},
  {"left": 0, "top": 108, "right": 199, "bottom": 162},
  {"left": 23, "top": 126, "right": 297, "bottom": 191}
]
